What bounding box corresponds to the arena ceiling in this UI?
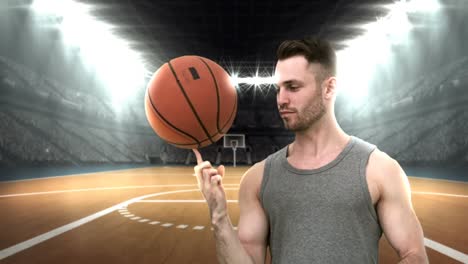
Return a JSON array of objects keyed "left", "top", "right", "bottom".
[{"left": 80, "top": 0, "right": 394, "bottom": 70}]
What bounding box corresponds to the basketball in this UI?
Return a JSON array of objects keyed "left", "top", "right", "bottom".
[{"left": 145, "top": 55, "right": 238, "bottom": 149}]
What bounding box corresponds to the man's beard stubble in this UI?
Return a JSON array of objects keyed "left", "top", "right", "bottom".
[{"left": 282, "top": 88, "right": 326, "bottom": 132}]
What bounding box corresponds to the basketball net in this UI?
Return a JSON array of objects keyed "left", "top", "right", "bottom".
[{"left": 231, "top": 140, "right": 238, "bottom": 151}]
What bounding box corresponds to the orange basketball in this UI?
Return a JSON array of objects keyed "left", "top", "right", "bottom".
[{"left": 145, "top": 55, "right": 238, "bottom": 149}]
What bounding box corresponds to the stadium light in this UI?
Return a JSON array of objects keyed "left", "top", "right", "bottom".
[
  {"left": 335, "top": 0, "right": 439, "bottom": 108},
  {"left": 31, "top": 0, "right": 89, "bottom": 19},
  {"left": 31, "top": 0, "right": 146, "bottom": 111},
  {"left": 385, "top": 0, "right": 441, "bottom": 14},
  {"left": 408, "top": 0, "right": 441, "bottom": 13},
  {"left": 229, "top": 72, "right": 276, "bottom": 86},
  {"left": 230, "top": 73, "right": 240, "bottom": 87}
]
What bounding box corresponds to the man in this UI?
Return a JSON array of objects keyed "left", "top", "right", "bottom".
[{"left": 193, "top": 38, "right": 428, "bottom": 263}]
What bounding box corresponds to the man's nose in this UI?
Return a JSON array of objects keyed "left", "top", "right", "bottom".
[{"left": 277, "top": 89, "right": 289, "bottom": 108}]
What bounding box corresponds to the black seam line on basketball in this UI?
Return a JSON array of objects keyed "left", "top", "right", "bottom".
[
  {"left": 162, "top": 127, "right": 220, "bottom": 146},
  {"left": 147, "top": 88, "right": 201, "bottom": 145},
  {"left": 167, "top": 60, "right": 214, "bottom": 147},
  {"left": 198, "top": 58, "right": 221, "bottom": 134},
  {"left": 160, "top": 113, "right": 232, "bottom": 145},
  {"left": 168, "top": 122, "right": 229, "bottom": 146},
  {"left": 147, "top": 89, "right": 200, "bottom": 144}
]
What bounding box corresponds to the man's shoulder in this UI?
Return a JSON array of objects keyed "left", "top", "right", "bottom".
[
  {"left": 367, "top": 148, "right": 406, "bottom": 192},
  {"left": 368, "top": 148, "right": 399, "bottom": 171},
  {"left": 239, "top": 161, "right": 266, "bottom": 198},
  {"left": 242, "top": 161, "right": 266, "bottom": 181}
]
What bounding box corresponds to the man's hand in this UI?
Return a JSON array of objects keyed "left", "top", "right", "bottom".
[{"left": 193, "top": 149, "right": 227, "bottom": 225}]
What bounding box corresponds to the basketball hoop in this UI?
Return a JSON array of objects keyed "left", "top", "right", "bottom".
[{"left": 223, "top": 134, "right": 245, "bottom": 167}]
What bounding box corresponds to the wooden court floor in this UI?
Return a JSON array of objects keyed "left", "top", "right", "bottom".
[{"left": 0, "top": 166, "right": 466, "bottom": 263}]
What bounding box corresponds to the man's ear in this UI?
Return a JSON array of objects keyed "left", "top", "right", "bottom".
[{"left": 323, "top": 77, "right": 337, "bottom": 100}]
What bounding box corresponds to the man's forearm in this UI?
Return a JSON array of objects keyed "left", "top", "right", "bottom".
[
  {"left": 213, "top": 216, "right": 255, "bottom": 264},
  {"left": 398, "top": 251, "right": 429, "bottom": 264}
]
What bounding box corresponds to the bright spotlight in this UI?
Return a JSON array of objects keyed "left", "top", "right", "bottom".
[
  {"left": 228, "top": 71, "right": 276, "bottom": 86},
  {"left": 236, "top": 76, "right": 276, "bottom": 86},
  {"left": 409, "top": 0, "right": 441, "bottom": 13},
  {"left": 230, "top": 73, "right": 240, "bottom": 87},
  {"left": 32, "top": 0, "right": 147, "bottom": 112},
  {"left": 32, "top": 0, "right": 88, "bottom": 17},
  {"left": 389, "top": 0, "right": 442, "bottom": 13},
  {"left": 253, "top": 73, "right": 261, "bottom": 87}
]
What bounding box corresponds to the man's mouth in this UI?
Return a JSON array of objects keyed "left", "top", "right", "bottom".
[{"left": 279, "top": 111, "right": 295, "bottom": 116}]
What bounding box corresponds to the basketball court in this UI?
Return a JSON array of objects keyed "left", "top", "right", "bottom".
[{"left": 0, "top": 166, "right": 467, "bottom": 263}]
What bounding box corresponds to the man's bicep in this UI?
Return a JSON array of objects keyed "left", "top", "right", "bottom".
[
  {"left": 377, "top": 159, "right": 426, "bottom": 259},
  {"left": 237, "top": 162, "right": 269, "bottom": 264}
]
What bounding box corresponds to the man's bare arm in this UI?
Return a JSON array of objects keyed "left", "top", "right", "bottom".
[
  {"left": 369, "top": 150, "right": 428, "bottom": 263},
  {"left": 236, "top": 161, "right": 269, "bottom": 263},
  {"left": 193, "top": 150, "right": 268, "bottom": 264}
]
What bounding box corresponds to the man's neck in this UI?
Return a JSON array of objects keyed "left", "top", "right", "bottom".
[{"left": 290, "top": 115, "right": 349, "bottom": 159}]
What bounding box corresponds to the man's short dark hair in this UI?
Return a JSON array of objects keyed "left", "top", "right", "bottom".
[{"left": 276, "top": 38, "right": 337, "bottom": 81}]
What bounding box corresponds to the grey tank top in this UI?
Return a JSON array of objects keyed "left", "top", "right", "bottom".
[{"left": 260, "top": 136, "right": 382, "bottom": 264}]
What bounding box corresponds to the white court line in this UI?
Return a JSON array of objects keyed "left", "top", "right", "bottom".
[
  {"left": 412, "top": 191, "right": 468, "bottom": 198},
  {"left": 0, "top": 184, "right": 240, "bottom": 198},
  {"left": 0, "top": 169, "right": 205, "bottom": 183},
  {"left": 0, "top": 189, "right": 200, "bottom": 260},
  {"left": 408, "top": 176, "right": 468, "bottom": 184},
  {"left": 1, "top": 171, "right": 242, "bottom": 183},
  {"left": 136, "top": 200, "right": 238, "bottom": 203},
  {"left": 0, "top": 170, "right": 135, "bottom": 183},
  {"left": 424, "top": 238, "right": 468, "bottom": 263}
]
